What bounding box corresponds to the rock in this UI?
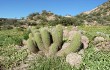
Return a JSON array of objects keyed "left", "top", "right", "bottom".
[
  {"left": 71, "top": 26, "right": 78, "bottom": 31},
  {"left": 66, "top": 53, "right": 82, "bottom": 68},
  {"left": 22, "top": 39, "right": 27, "bottom": 45},
  {"left": 62, "top": 43, "right": 70, "bottom": 50},
  {"left": 63, "top": 29, "right": 69, "bottom": 37},
  {"left": 78, "top": 49, "right": 84, "bottom": 56},
  {"left": 15, "top": 45, "right": 22, "bottom": 50},
  {"left": 79, "top": 30, "right": 86, "bottom": 35},
  {"left": 68, "top": 31, "right": 74, "bottom": 41},
  {"left": 95, "top": 41, "right": 110, "bottom": 51},
  {"left": 65, "top": 27, "right": 67, "bottom": 29},
  {"left": 68, "top": 26, "right": 79, "bottom": 41},
  {"left": 68, "top": 31, "right": 80, "bottom": 41},
  {"left": 0, "top": 56, "right": 4, "bottom": 61},
  {"left": 81, "top": 36, "right": 89, "bottom": 44},
  {"left": 81, "top": 36, "right": 89, "bottom": 49},
  {"left": 94, "top": 37, "right": 105, "bottom": 44},
  {"left": 38, "top": 51, "right": 45, "bottom": 56}
]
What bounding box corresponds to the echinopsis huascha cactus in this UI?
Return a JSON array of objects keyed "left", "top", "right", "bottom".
[
  {"left": 40, "top": 27, "right": 51, "bottom": 51},
  {"left": 57, "top": 31, "right": 81, "bottom": 56},
  {"left": 49, "top": 43, "right": 59, "bottom": 56},
  {"left": 51, "top": 25, "right": 63, "bottom": 49},
  {"left": 34, "top": 32, "right": 45, "bottom": 52},
  {"left": 26, "top": 24, "right": 87, "bottom": 57},
  {"left": 27, "top": 38, "right": 39, "bottom": 53}
]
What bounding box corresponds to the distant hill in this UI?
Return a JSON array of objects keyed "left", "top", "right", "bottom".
[
  {"left": 76, "top": 1, "right": 110, "bottom": 25},
  {"left": 1, "top": 1, "right": 110, "bottom": 29},
  {"left": 23, "top": 10, "right": 83, "bottom": 26},
  {"left": 25, "top": 10, "right": 57, "bottom": 25}
]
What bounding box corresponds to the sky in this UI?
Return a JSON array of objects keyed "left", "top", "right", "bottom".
[{"left": 0, "top": 0, "right": 108, "bottom": 18}]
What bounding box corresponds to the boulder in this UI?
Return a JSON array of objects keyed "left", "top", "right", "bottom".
[
  {"left": 62, "top": 43, "right": 70, "bottom": 50},
  {"left": 66, "top": 53, "right": 82, "bottom": 68},
  {"left": 81, "top": 36, "right": 89, "bottom": 49},
  {"left": 63, "top": 29, "right": 69, "bottom": 37},
  {"left": 94, "top": 37, "right": 105, "bottom": 44}
]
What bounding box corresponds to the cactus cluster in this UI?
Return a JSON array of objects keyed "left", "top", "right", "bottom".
[{"left": 27, "top": 25, "right": 82, "bottom": 57}]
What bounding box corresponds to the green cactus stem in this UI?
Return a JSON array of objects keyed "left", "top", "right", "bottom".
[
  {"left": 40, "top": 27, "right": 51, "bottom": 51},
  {"left": 51, "top": 24, "right": 63, "bottom": 49},
  {"left": 27, "top": 38, "right": 39, "bottom": 53},
  {"left": 49, "top": 43, "right": 59, "bottom": 56},
  {"left": 57, "top": 31, "right": 81, "bottom": 56},
  {"left": 34, "top": 32, "right": 45, "bottom": 52}
]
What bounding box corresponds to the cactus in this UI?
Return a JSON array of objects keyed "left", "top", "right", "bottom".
[
  {"left": 27, "top": 38, "right": 39, "bottom": 53},
  {"left": 34, "top": 32, "right": 45, "bottom": 52},
  {"left": 31, "top": 26, "right": 37, "bottom": 31},
  {"left": 27, "top": 25, "right": 84, "bottom": 57},
  {"left": 32, "top": 29, "right": 39, "bottom": 36},
  {"left": 29, "top": 33, "right": 33, "bottom": 39},
  {"left": 51, "top": 24, "right": 63, "bottom": 49},
  {"left": 40, "top": 27, "right": 51, "bottom": 51},
  {"left": 33, "top": 29, "right": 39, "bottom": 33},
  {"left": 30, "top": 26, "right": 38, "bottom": 35},
  {"left": 49, "top": 43, "right": 59, "bottom": 56},
  {"left": 27, "top": 26, "right": 31, "bottom": 33},
  {"left": 57, "top": 31, "right": 81, "bottom": 56}
]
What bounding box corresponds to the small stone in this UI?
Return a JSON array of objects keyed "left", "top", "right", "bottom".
[
  {"left": 62, "top": 43, "right": 70, "bottom": 50},
  {"left": 68, "top": 31, "right": 74, "bottom": 40},
  {"left": 95, "top": 41, "right": 110, "bottom": 51},
  {"left": 81, "top": 36, "right": 89, "bottom": 49},
  {"left": 68, "top": 31, "right": 80, "bottom": 41},
  {"left": 96, "top": 42, "right": 102, "bottom": 47},
  {"left": 72, "top": 26, "right": 78, "bottom": 31},
  {"left": 66, "top": 53, "right": 82, "bottom": 68},
  {"left": 63, "top": 29, "right": 69, "bottom": 37},
  {"left": 78, "top": 49, "right": 84, "bottom": 56},
  {"left": 22, "top": 39, "right": 27, "bottom": 45},
  {"left": 65, "top": 27, "right": 67, "bottom": 29},
  {"left": 94, "top": 37, "right": 105, "bottom": 44}
]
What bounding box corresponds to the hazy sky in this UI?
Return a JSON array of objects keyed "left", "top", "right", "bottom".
[{"left": 0, "top": 0, "right": 108, "bottom": 18}]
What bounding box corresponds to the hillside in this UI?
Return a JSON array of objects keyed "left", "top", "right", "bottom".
[
  {"left": 20, "top": 10, "right": 83, "bottom": 26},
  {"left": 0, "top": 11, "right": 83, "bottom": 30},
  {"left": 1, "top": 1, "right": 110, "bottom": 30},
  {"left": 15, "top": 1, "right": 110, "bottom": 26},
  {"left": 76, "top": 1, "right": 110, "bottom": 25}
]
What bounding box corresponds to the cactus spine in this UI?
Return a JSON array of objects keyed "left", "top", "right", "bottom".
[
  {"left": 57, "top": 31, "right": 81, "bottom": 56},
  {"left": 51, "top": 24, "right": 63, "bottom": 49},
  {"left": 27, "top": 38, "right": 39, "bottom": 53},
  {"left": 40, "top": 28, "right": 51, "bottom": 51},
  {"left": 34, "top": 32, "right": 45, "bottom": 52},
  {"left": 29, "top": 33, "right": 33, "bottom": 38},
  {"left": 49, "top": 43, "right": 59, "bottom": 56}
]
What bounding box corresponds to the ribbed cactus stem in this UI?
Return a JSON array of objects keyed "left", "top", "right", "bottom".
[
  {"left": 40, "top": 27, "right": 51, "bottom": 51},
  {"left": 34, "top": 32, "right": 45, "bottom": 52},
  {"left": 30, "top": 26, "right": 37, "bottom": 35},
  {"left": 52, "top": 24, "right": 63, "bottom": 49},
  {"left": 27, "top": 26, "right": 31, "bottom": 33},
  {"left": 49, "top": 43, "right": 59, "bottom": 56},
  {"left": 57, "top": 31, "right": 81, "bottom": 56},
  {"left": 31, "top": 26, "right": 37, "bottom": 32},
  {"left": 27, "top": 38, "right": 39, "bottom": 53},
  {"left": 29, "top": 33, "right": 33, "bottom": 38}
]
